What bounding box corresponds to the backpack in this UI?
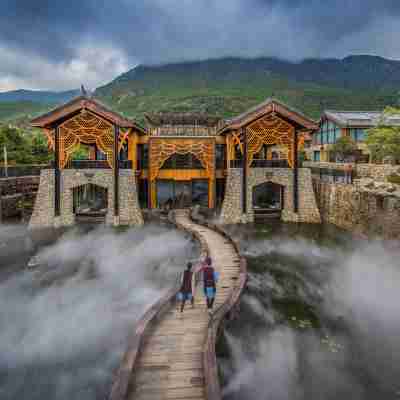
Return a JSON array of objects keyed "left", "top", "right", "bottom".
[{"left": 203, "top": 266, "right": 215, "bottom": 288}]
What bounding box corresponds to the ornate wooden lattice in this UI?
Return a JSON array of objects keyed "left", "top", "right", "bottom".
[
  {"left": 53, "top": 110, "right": 131, "bottom": 168},
  {"left": 149, "top": 138, "right": 215, "bottom": 181},
  {"left": 246, "top": 114, "right": 295, "bottom": 168},
  {"left": 58, "top": 110, "right": 114, "bottom": 168}
]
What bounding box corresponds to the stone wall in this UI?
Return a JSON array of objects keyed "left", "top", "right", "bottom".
[
  {"left": 220, "top": 169, "right": 243, "bottom": 224},
  {"left": 0, "top": 176, "right": 40, "bottom": 220},
  {"left": 220, "top": 168, "right": 321, "bottom": 224},
  {"left": 29, "top": 169, "right": 143, "bottom": 229},
  {"left": 313, "top": 179, "right": 400, "bottom": 239}
]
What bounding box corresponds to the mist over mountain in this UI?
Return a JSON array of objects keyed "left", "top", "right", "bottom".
[
  {"left": 0, "top": 89, "right": 80, "bottom": 104},
  {"left": 2, "top": 55, "right": 400, "bottom": 126}
]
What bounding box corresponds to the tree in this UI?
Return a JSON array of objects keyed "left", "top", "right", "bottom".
[
  {"left": 331, "top": 136, "right": 358, "bottom": 162},
  {"left": 366, "top": 106, "right": 400, "bottom": 163},
  {"left": 0, "top": 125, "right": 52, "bottom": 164}
]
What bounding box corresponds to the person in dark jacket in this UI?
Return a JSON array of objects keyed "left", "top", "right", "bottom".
[
  {"left": 201, "top": 257, "right": 219, "bottom": 313},
  {"left": 178, "top": 262, "right": 194, "bottom": 313}
]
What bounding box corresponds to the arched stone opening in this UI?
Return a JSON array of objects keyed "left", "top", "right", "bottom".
[
  {"left": 253, "top": 181, "right": 284, "bottom": 215},
  {"left": 73, "top": 183, "right": 108, "bottom": 216}
]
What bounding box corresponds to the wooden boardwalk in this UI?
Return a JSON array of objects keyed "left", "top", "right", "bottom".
[{"left": 126, "top": 210, "right": 241, "bottom": 400}]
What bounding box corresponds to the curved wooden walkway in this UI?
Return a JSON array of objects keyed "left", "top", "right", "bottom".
[{"left": 123, "top": 210, "right": 242, "bottom": 400}]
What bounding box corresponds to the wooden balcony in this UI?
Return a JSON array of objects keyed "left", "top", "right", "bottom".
[{"left": 53, "top": 160, "right": 133, "bottom": 169}]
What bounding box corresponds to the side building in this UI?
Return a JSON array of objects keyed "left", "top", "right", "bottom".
[
  {"left": 29, "top": 96, "right": 321, "bottom": 228},
  {"left": 308, "top": 110, "right": 400, "bottom": 163}
]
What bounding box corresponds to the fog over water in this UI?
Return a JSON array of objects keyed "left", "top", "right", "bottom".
[
  {"left": 0, "top": 223, "right": 196, "bottom": 400},
  {"left": 220, "top": 224, "right": 400, "bottom": 400}
]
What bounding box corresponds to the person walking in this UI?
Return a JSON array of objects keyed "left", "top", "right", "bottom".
[
  {"left": 201, "top": 256, "right": 218, "bottom": 314},
  {"left": 178, "top": 262, "right": 194, "bottom": 313}
]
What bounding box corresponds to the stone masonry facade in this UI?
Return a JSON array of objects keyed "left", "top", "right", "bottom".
[
  {"left": 220, "top": 168, "right": 321, "bottom": 224},
  {"left": 314, "top": 179, "right": 400, "bottom": 239},
  {"left": 29, "top": 169, "right": 143, "bottom": 229}
]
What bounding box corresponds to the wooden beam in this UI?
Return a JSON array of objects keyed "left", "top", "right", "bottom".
[
  {"left": 114, "top": 125, "right": 120, "bottom": 216},
  {"left": 242, "top": 128, "right": 247, "bottom": 214},
  {"left": 293, "top": 129, "right": 299, "bottom": 213},
  {"left": 54, "top": 125, "right": 61, "bottom": 217}
]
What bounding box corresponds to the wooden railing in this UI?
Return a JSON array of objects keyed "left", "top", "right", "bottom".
[
  {"left": 108, "top": 210, "right": 247, "bottom": 400},
  {"left": 57, "top": 160, "right": 133, "bottom": 169},
  {"left": 251, "top": 159, "right": 288, "bottom": 168}
]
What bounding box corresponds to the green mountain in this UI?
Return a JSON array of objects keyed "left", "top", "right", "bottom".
[{"left": 94, "top": 55, "right": 400, "bottom": 123}]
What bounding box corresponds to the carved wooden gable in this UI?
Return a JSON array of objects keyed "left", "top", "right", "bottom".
[
  {"left": 149, "top": 138, "right": 215, "bottom": 181},
  {"left": 246, "top": 113, "right": 295, "bottom": 168}
]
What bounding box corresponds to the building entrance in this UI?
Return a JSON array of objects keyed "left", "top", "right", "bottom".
[{"left": 157, "top": 180, "right": 209, "bottom": 209}]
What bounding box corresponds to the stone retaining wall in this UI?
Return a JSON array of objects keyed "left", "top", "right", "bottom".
[
  {"left": 220, "top": 168, "right": 321, "bottom": 224},
  {"left": 29, "top": 169, "right": 143, "bottom": 229},
  {"left": 0, "top": 176, "right": 39, "bottom": 220},
  {"left": 314, "top": 180, "right": 400, "bottom": 239}
]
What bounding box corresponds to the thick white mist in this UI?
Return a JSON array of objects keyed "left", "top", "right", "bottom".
[
  {"left": 0, "top": 224, "right": 195, "bottom": 400},
  {"left": 222, "top": 234, "right": 400, "bottom": 400}
]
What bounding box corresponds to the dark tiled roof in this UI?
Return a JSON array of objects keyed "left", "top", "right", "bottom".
[
  {"left": 324, "top": 110, "right": 400, "bottom": 127},
  {"left": 31, "top": 95, "right": 144, "bottom": 131},
  {"left": 220, "top": 97, "right": 318, "bottom": 132}
]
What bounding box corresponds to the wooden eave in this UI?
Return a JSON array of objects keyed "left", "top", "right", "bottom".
[
  {"left": 31, "top": 95, "right": 146, "bottom": 133},
  {"left": 219, "top": 98, "right": 318, "bottom": 134}
]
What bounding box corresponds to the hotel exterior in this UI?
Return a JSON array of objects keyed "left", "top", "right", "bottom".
[{"left": 28, "top": 95, "right": 329, "bottom": 228}]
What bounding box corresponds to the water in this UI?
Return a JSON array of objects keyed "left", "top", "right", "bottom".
[
  {"left": 0, "top": 222, "right": 198, "bottom": 400},
  {"left": 218, "top": 222, "right": 400, "bottom": 400}
]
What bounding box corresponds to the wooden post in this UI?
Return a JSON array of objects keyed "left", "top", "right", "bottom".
[
  {"left": 293, "top": 129, "right": 299, "bottom": 213},
  {"left": 148, "top": 139, "right": 152, "bottom": 209},
  {"left": 114, "top": 125, "right": 120, "bottom": 216},
  {"left": 54, "top": 125, "right": 61, "bottom": 217},
  {"left": 242, "top": 128, "right": 247, "bottom": 214}
]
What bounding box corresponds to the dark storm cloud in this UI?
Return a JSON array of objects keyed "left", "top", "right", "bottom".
[{"left": 1, "top": 0, "right": 400, "bottom": 90}]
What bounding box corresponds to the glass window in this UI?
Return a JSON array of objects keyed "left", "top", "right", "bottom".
[
  {"left": 314, "top": 151, "right": 320, "bottom": 162},
  {"left": 357, "top": 128, "right": 365, "bottom": 141}
]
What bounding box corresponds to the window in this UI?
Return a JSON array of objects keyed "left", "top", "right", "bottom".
[
  {"left": 137, "top": 144, "right": 148, "bottom": 169},
  {"left": 350, "top": 128, "right": 366, "bottom": 142},
  {"left": 318, "top": 120, "right": 341, "bottom": 144},
  {"left": 215, "top": 144, "right": 226, "bottom": 169},
  {"left": 314, "top": 151, "right": 320, "bottom": 162}
]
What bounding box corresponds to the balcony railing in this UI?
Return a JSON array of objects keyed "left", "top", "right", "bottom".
[
  {"left": 229, "top": 159, "right": 289, "bottom": 168},
  {"left": 60, "top": 160, "right": 133, "bottom": 169},
  {"left": 251, "top": 159, "right": 289, "bottom": 168},
  {"left": 118, "top": 160, "right": 133, "bottom": 169},
  {"left": 229, "top": 159, "right": 244, "bottom": 168}
]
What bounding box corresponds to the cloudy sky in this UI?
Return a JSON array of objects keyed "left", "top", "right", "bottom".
[{"left": 1, "top": 0, "right": 400, "bottom": 92}]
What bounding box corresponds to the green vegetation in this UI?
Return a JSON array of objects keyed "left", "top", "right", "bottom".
[
  {"left": 331, "top": 136, "right": 358, "bottom": 161},
  {"left": 366, "top": 106, "right": 400, "bottom": 163},
  {"left": 0, "top": 125, "right": 52, "bottom": 164},
  {"left": 94, "top": 56, "right": 400, "bottom": 124}
]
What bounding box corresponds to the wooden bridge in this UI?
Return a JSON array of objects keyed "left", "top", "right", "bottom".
[{"left": 109, "top": 210, "right": 247, "bottom": 400}]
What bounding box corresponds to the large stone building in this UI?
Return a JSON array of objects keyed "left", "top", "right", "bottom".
[{"left": 29, "top": 96, "right": 321, "bottom": 228}]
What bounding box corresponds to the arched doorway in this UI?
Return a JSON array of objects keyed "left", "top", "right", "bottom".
[
  {"left": 73, "top": 183, "right": 108, "bottom": 223},
  {"left": 252, "top": 182, "right": 284, "bottom": 220}
]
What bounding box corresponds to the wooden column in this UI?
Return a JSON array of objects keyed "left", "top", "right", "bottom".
[
  {"left": 54, "top": 125, "right": 61, "bottom": 217},
  {"left": 293, "top": 129, "right": 299, "bottom": 213},
  {"left": 114, "top": 125, "right": 120, "bottom": 216},
  {"left": 148, "top": 139, "right": 153, "bottom": 209},
  {"left": 242, "top": 128, "right": 247, "bottom": 214}
]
